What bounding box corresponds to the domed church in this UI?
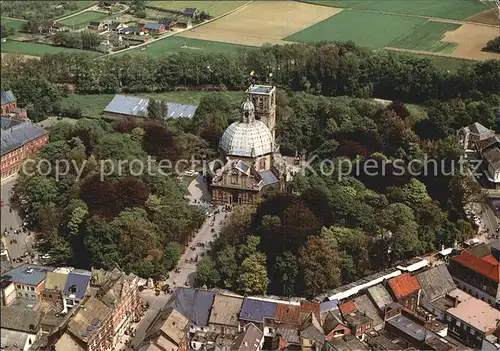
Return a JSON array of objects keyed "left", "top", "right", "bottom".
[{"left": 210, "top": 85, "right": 288, "bottom": 205}]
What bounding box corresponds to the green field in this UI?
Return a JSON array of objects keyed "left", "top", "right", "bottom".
[
  {"left": 389, "top": 21, "right": 460, "bottom": 53},
  {"left": 149, "top": 1, "right": 247, "bottom": 17},
  {"left": 118, "top": 36, "right": 253, "bottom": 57},
  {"left": 302, "top": 0, "right": 492, "bottom": 20},
  {"left": 1, "top": 17, "right": 26, "bottom": 38},
  {"left": 59, "top": 11, "right": 107, "bottom": 28},
  {"left": 60, "top": 91, "right": 246, "bottom": 117},
  {"left": 285, "top": 10, "right": 426, "bottom": 49},
  {"left": 1, "top": 40, "right": 102, "bottom": 57}
]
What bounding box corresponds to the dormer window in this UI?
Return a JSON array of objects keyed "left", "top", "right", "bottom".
[{"left": 69, "top": 285, "right": 77, "bottom": 294}]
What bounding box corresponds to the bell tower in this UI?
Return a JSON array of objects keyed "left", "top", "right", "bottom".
[{"left": 246, "top": 85, "right": 276, "bottom": 141}]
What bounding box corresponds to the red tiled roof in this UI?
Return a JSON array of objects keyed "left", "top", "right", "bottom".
[
  {"left": 387, "top": 273, "right": 421, "bottom": 300},
  {"left": 299, "top": 301, "right": 320, "bottom": 321},
  {"left": 275, "top": 304, "right": 301, "bottom": 326},
  {"left": 482, "top": 254, "right": 499, "bottom": 266},
  {"left": 339, "top": 300, "right": 356, "bottom": 315},
  {"left": 451, "top": 251, "right": 500, "bottom": 283}
]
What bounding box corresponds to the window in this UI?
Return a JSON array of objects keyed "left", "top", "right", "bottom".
[
  {"left": 231, "top": 174, "right": 238, "bottom": 185},
  {"left": 30, "top": 287, "right": 34, "bottom": 291},
  {"left": 259, "top": 158, "right": 266, "bottom": 170},
  {"left": 16, "top": 285, "right": 21, "bottom": 289},
  {"left": 48, "top": 294, "right": 53, "bottom": 299}
]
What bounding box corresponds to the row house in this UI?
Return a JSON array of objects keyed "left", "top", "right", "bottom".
[
  {"left": 386, "top": 273, "right": 421, "bottom": 311},
  {"left": 1, "top": 264, "right": 53, "bottom": 308}
]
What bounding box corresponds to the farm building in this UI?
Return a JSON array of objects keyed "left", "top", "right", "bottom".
[
  {"left": 103, "top": 95, "right": 197, "bottom": 119},
  {"left": 183, "top": 8, "right": 199, "bottom": 18},
  {"left": 142, "top": 23, "right": 166, "bottom": 34},
  {"left": 110, "top": 22, "right": 127, "bottom": 32},
  {"left": 159, "top": 19, "right": 177, "bottom": 30},
  {"left": 88, "top": 20, "right": 110, "bottom": 32}
]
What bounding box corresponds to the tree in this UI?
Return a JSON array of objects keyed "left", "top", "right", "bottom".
[
  {"left": 274, "top": 252, "right": 298, "bottom": 296},
  {"left": 298, "top": 237, "right": 340, "bottom": 297},
  {"left": 215, "top": 245, "right": 238, "bottom": 288},
  {"left": 237, "top": 253, "right": 269, "bottom": 295},
  {"left": 196, "top": 257, "right": 220, "bottom": 288},
  {"left": 83, "top": 216, "right": 121, "bottom": 269},
  {"left": 484, "top": 36, "right": 500, "bottom": 53},
  {"left": 131, "top": 0, "right": 146, "bottom": 12},
  {"left": 238, "top": 235, "right": 260, "bottom": 260},
  {"left": 164, "top": 242, "right": 181, "bottom": 270},
  {"left": 147, "top": 99, "right": 165, "bottom": 121}
]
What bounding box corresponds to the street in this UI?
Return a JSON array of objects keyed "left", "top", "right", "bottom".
[
  {"left": 1, "top": 176, "right": 33, "bottom": 264},
  {"left": 128, "top": 174, "right": 230, "bottom": 349}
]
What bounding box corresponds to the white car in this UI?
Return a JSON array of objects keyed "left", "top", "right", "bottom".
[{"left": 41, "top": 254, "right": 51, "bottom": 260}]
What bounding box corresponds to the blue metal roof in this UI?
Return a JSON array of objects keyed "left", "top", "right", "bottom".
[
  {"left": 260, "top": 170, "right": 278, "bottom": 185},
  {"left": 2, "top": 264, "right": 53, "bottom": 286},
  {"left": 183, "top": 7, "right": 198, "bottom": 15},
  {"left": 144, "top": 23, "right": 163, "bottom": 30},
  {"left": 64, "top": 271, "right": 91, "bottom": 299},
  {"left": 1, "top": 90, "right": 16, "bottom": 105},
  {"left": 103, "top": 95, "right": 197, "bottom": 119},
  {"left": 320, "top": 299, "right": 339, "bottom": 313},
  {"left": 1, "top": 117, "right": 47, "bottom": 156},
  {"left": 239, "top": 297, "right": 277, "bottom": 323},
  {"left": 167, "top": 287, "right": 215, "bottom": 326}
]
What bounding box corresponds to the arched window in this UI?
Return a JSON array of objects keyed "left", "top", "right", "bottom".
[{"left": 259, "top": 158, "right": 266, "bottom": 170}]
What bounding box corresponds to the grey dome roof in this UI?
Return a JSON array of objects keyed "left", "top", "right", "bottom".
[{"left": 219, "top": 120, "right": 273, "bottom": 157}]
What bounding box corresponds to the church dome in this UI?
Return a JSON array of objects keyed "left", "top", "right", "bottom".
[
  {"left": 219, "top": 120, "right": 273, "bottom": 157},
  {"left": 219, "top": 99, "right": 274, "bottom": 158}
]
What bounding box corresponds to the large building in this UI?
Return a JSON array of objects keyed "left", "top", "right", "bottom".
[
  {"left": 210, "top": 85, "right": 290, "bottom": 205},
  {"left": 1, "top": 117, "right": 48, "bottom": 180},
  {"left": 448, "top": 243, "right": 500, "bottom": 305}
]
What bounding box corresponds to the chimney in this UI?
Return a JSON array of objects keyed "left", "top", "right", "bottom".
[{"left": 453, "top": 296, "right": 459, "bottom": 308}]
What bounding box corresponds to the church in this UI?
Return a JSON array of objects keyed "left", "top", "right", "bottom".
[{"left": 210, "top": 85, "right": 289, "bottom": 205}]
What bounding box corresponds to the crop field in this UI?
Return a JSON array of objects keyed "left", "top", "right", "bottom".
[
  {"left": 60, "top": 91, "right": 246, "bottom": 117},
  {"left": 285, "top": 11, "right": 426, "bottom": 49},
  {"left": 302, "top": 0, "right": 493, "bottom": 20},
  {"left": 0, "top": 40, "right": 102, "bottom": 57},
  {"left": 59, "top": 11, "right": 108, "bottom": 28},
  {"left": 441, "top": 23, "right": 500, "bottom": 60},
  {"left": 399, "top": 52, "right": 474, "bottom": 71},
  {"left": 389, "top": 21, "right": 460, "bottom": 53},
  {"left": 118, "top": 36, "right": 253, "bottom": 57},
  {"left": 1, "top": 1, "right": 97, "bottom": 21},
  {"left": 179, "top": 1, "right": 342, "bottom": 46},
  {"left": 149, "top": 1, "right": 248, "bottom": 17}
]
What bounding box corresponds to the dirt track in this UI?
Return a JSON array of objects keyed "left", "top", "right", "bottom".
[{"left": 179, "top": 1, "right": 342, "bottom": 46}]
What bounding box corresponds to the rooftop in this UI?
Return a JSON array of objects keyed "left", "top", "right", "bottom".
[
  {"left": 387, "top": 314, "right": 433, "bottom": 342},
  {"left": 366, "top": 284, "right": 393, "bottom": 311},
  {"left": 344, "top": 311, "right": 373, "bottom": 328},
  {"left": 387, "top": 273, "right": 421, "bottom": 300},
  {"left": 167, "top": 287, "right": 215, "bottom": 327},
  {"left": 2, "top": 264, "right": 53, "bottom": 286},
  {"left": 146, "top": 307, "right": 189, "bottom": 346},
  {"left": 275, "top": 304, "right": 301, "bottom": 326},
  {"left": 1, "top": 90, "right": 16, "bottom": 105},
  {"left": 0, "top": 306, "right": 41, "bottom": 333},
  {"left": 1, "top": 117, "right": 47, "bottom": 156},
  {"left": 276, "top": 325, "right": 300, "bottom": 345},
  {"left": 325, "top": 335, "right": 368, "bottom": 351},
  {"left": 466, "top": 122, "right": 491, "bottom": 135},
  {"left": 451, "top": 249, "right": 499, "bottom": 282},
  {"left": 415, "top": 265, "right": 456, "bottom": 302},
  {"left": 144, "top": 23, "right": 163, "bottom": 30},
  {"left": 67, "top": 297, "right": 112, "bottom": 343},
  {"left": 45, "top": 272, "right": 69, "bottom": 291},
  {"left": 446, "top": 297, "right": 500, "bottom": 334},
  {"left": 208, "top": 294, "right": 244, "bottom": 327},
  {"left": 64, "top": 271, "right": 91, "bottom": 299},
  {"left": 351, "top": 294, "right": 383, "bottom": 328},
  {"left": 231, "top": 323, "right": 264, "bottom": 351},
  {"left": 246, "top": 85, "right": 275, "bottom": 95},
  {"left": 239, "top": 297, "right": 277, "bottom": 323},
  {"left": 319, "top": 299, "right": 338, "bottom": 314},
  {"left": 103, "top": 95, "right": 197, "bottom": 119}
]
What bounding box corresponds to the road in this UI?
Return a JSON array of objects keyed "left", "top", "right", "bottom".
[
  {"left": 127, "top": 175, "right": 230, "bottom": 349},
  {"left": 1, "top": 176, "right": 33, "bottom": 264}
]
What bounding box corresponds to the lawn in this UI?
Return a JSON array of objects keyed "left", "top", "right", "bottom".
[
  {"left": 117, "top": 36, "right": 254, "bottom": 57},
  {"left": 54, "top": 1, "right": 98, "bottom": 19},
  {"left": 285, "top": 10, "right": 426, "bottom": 49},
  {"left": 1, "top": 40, "right": 102, "bottom": 57},
  {"left": 389, "top": 21, "right": 460, "bottom": 53},
  {"left": 59, "top": 11, "right": 107, "bottom": 28},
  {"left": 302, "top": 0, "right": 492, "bottom": 20},
  {"left": 149, "top": 1, "right": 248, "bottom": 17},
  {"left": 60, "top": 91, "right": 246, "bottom": 117}
]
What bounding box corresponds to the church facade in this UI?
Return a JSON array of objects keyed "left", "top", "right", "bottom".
[{"left": 210, "top": 85, "right": 288, "bottom": 205}]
